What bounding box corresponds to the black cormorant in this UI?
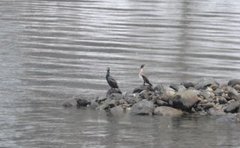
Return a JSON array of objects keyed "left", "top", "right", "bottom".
[
  {"left": 106, "top": 67, "right": 120, "bottom": 89},
  {"left": 139, "top": 64, "right": 152, "bottom": 86}
]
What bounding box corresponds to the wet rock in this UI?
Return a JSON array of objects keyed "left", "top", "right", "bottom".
[
  {"left": 214, "top": 88, "right": 224, "bottom": 96},
  {"left": 89, "top": 99, "right": 99, "bottom": 109},
  {"left": 131, "top": 99, "right": 154, "bottom": 115},
  {"left": 217, "top": 96, "right": 227, "bottom": 104},
  {"left": 108, "top": 93, "right": 124, "bottom": 100},
  {"left": 199, "top": 90, "right": 212, "bottom": 100},
  {"left": 226, "top": 86, "right": 240, "bottom": 101},
  {"left": 124, "top": 93, "right": 140, "bottom": 106},
  {"left": 195, "top": 77, "right": 219, "bottom": 90},
  {"left": 98, "top": 99, "right": 118, "bottom": 110},
  {"left": 154, "top": 106, "right": 183, "bottom": 117},
  {"left": 170, "top": 84, "right": 186, "bottom": 92},
  {"left": 233, "top": 84, "right": 240, "bottom": 92},
  {"left": 139, "top": 90, "right": 154, "bottom": 100},
  {"left": 133, "top": 85, "right": 153, "bottom": 93},
  {"left": 154, "top": 85, "right": 176, "bottom": 102},
  {"left": 172, "top": 89, "right": 200, "bottom": 112},
  {"left": 109, "top": 106, "right": 126, "bottom": 116},
  {"left": 76, "top": 98, "right": 90, "bottom": 108},
  {"left": 106, "top": 88, "right": 122, "bottom": 97},
  {"left": 96, "top": 97, "right": 107, "bottom": 104},
  {"left": 207, "top": 107, "right": 226, "bottom": 116},
  {"left": 155, "top": 99, "right": 169, "bottom": 106},
  {"left": 224, "top": 101, "right": 240, "bottom": 113},
  {"left": 228, "top": 79, "right": 240, "bottom": 87},
  {"left": 201, "top": 102, "right": 215, "bottom": 110},
  {"left": 181, "top": 82, "right": 195, "bottom": 88},
  {"left": 62, "top": 101, "right": 74, "bottom": 108}
]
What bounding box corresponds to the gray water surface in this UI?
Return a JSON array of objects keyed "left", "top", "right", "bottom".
[{"left": 1, "top": 0, "right": 240, "bottom": 147}]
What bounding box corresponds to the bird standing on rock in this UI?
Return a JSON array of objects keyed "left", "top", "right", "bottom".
[
  {"left": 106, "top": 67, "right": 122, "bottom": 93},
  {"left": 139, "top": 64, "right": 152, "bottom": 86}
]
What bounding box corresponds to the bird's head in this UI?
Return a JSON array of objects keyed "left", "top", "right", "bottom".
[
  {"left": 140, "top": 64, "right": 145, "bottom": 69},
  {"left": 107, "top": 67, "right": 110, "bottom": 72}
]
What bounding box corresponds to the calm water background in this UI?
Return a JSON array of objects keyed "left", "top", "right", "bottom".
[{"left": 1, "top": 0, "right": 240, "bottom": 147}]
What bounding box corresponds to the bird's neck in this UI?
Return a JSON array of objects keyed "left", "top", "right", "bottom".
[
  {"left": 139, "top": 68, "right": 144, "bottom": 75},
  {"left": 139, "top": 68, "right": 144, "bottom": 78},
  {"left": 106, "top": 71, "right": 110, "bottom": 77}
]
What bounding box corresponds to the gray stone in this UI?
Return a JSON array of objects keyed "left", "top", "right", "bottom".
[
  {"left": 195, "top": 77, "right": 219, "bottom": 90},
  {"left": 62, "top": 101, "right": 74, "bottom": 108},
  {"left": 226, "top": 87, "right": 240, "bottom": 101},
  {"left": 155, "top": 99, "right": 169, "bottom": 106},
  {"left": 133, "top": 85, "right": 153, "bottom": 93},
  {"left": 89, "top": 99, "right": 98, "bottom": 109},
  {"left": 208, "top": 108, "right": 226, "bottom": 116},
  {"left": 131, "top": 99, "right": 154, "bottom": 115},
  {"left": 154, "top": 106, "right": 183, "bottom": 117},
  {"left": 106, "top": 88, "right": 122, "bottom": 97},
  {"left": 139, "top": 90, "right": 154, "bottom": 100},
  {"left": 200, "top": 102, "right": 215, "bottom": 110},
  {"left": 76, "top": 98, "right": 90, "bottom": 108},
  {"left": 156, "top": 85, "right": 176, "bottom": 102},
  {"left": 109, "top": 106, "right": 126, "bottom": 116},
  {"left": 218, "top": 96, "right": 227, "bottom": 104},
  {"left": 172, "top": 89, "right": 200, "bottom": 112},
  {"left": 224, "top": 101, "right": 240, "bottom": 113},
  {"left": 124, "top": 93, "right": 140, "bottom": 106},
  {"left": 181, "top": 82, "right": 195, "bottom": 88},
  {"left": 98, "top": 99, "right": 118, "bottom": 110},
  {"left": 228, "top": 79, "right": 240, "bottom": 87},
  {"left": 108, "top": 93, "right": 124, "bottom": 100}
]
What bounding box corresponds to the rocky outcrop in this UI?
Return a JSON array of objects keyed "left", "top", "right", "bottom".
[{"left": 63, "top": 77, "right": 240, "bottom": 119}]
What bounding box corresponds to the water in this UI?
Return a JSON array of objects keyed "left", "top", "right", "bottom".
[{"left": 1, "top": 0, "right": 240, "bottom": 147}]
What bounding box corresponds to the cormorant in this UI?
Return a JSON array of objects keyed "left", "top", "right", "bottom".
[
  {"left": 139, "top": 64, "right": 152, "bottom": 86},
  {"left": 106, "top": 67, "right": 120, "bottom": 89}
]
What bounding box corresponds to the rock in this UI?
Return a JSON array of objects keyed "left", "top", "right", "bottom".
[
  {"left": 139, "top": 90, "right": 154, "bottom": 100},
  {"left": 170, "top": 84, "right": 187, "bottom": 92},
  {"left": 89, "top": 99, "right": 99, "bottom": 109},
  {"left": 195, "top": 77, "right": 219, "bottom": 90},
  {"left": 228, "top": 79, "right": 240, "bottom": 87},
  {"left": 131, "top": 99, "right": 154, "bottom": 115},
  {"left": 109, "top": 106, "right": 126, "bottom": 116},
  {"left": 154, "top": 84, "right": 176, "bottom": 102},
  {"left": 108, "top": 93, "right": 124, "bottom": 100},
  {"left": 226, "top": 86, "right": 240, "bottom": 101},
  {"left": 106, "top": 88, "right": 122, "bottom": 97},
  {"left": 181, "top": 82, "right": 195, "bottom": 88},
  {"left": 217, "top": 96, "right": 227, "bottom": 104},
  {"left": 154, "top": 106, "right": 183, "bottom": 117},
  {"left": 76, "top": 98, "right": 90, "bottom": 108},
  {"left": 224, "top": 101, "right": 240, "bottom": 113},
  {"left": 124, "top": 93, "right": 140, "bottom": 106},
  {"left": 199, "top": 90, "right": 212, "bottom": 100},
  {"left": 96, "top": 97, "right": 107, "bottom": 104},
  {"left": 172, "top": 89, "right": 200, "bottom": 112},
  {"left": 233, "top": 84, "right": 240, "bottom": 92},
  {"left": 97, "top": 99, "right": 118, "bottom": 110},
  {"left": 207, "top": 107, "right": 226, "bottom": 116},
  {"left": 200, "top": 102, "right": 215, "bottom": 110},
  {"left": 155, "top": 99, "right": 169, "bottom": 106},
  {"left": 62, "top": 101, "right": 74, "bottom": 108},
  {"left": 133, "top": 85, "right": 153, "bottom": 93},
  {"left": 214, "top": 88, "right": 223, "bottom": 96}
]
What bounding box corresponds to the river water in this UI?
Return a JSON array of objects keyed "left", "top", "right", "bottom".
[{"left": 1, "top": 0, "right": 240, "bottom": 147}]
